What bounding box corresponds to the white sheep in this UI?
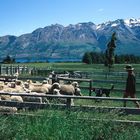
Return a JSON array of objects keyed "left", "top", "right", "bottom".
[
  {"left": 49, "top": 82, "right": 61, "bottom": 93},
  {"left": 2, "top": 82, "right": 25, "bottom": 93},
  {"left": 11, "top": 95, "right": 23, "bottom": 102},
  {"left": 59, "top": 82, "right": 80, "bottom": 96},
  {"left": 22, "top": 92, "right": 49, "bottom": 103},
  {"left": 23, "top": 81, "right": 49, "bottom": 94},
  {"left": 0, "top": 106, "right": 17, "bottom": 113}
]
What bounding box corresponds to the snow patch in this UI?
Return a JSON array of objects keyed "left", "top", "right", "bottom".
[
  {"left": 124, "top": 18, "right": 140, "bottom": 27},
  {"left": 111, "top": 23, "right": 118, "bottom": 27},
  {"left": 96, "top": 24, "right": 102, "bottom": 29}
]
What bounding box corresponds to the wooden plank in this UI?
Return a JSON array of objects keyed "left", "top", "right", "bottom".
[
  {"left": 57, "top": 77, "right": 92, "bottom": 82},
  {"left": 71, "top": 105, "right": 140, "bottom": 115},
  {"left": 1, "top": 92, "right": 140, "bottom": 102},
  {"left": 0, "top": 100, "right": 140, "bottom": 115}
]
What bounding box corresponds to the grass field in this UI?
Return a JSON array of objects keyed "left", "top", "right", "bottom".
[
  {"left": 1, "top": 109, "right": 140, "bottom": 140},
  {"left": 1, "top": 62, "right": 140, "bottom": 139}
]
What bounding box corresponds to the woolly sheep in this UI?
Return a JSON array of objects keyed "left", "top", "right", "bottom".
[
  {"left": 59, "top": 82, "right": 79, "bottom": 95},
  {"left": 0, "top": 106, "right": 17, "bottom": 113},
  {"left": 24, "top": 81, "right": 49, "bottom": 94},
  {"left": 11, "top": 95, "right": 23, "bottom": 102}
]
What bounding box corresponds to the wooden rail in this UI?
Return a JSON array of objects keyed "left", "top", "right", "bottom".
[
  {"left": 0, "top": 92, "right": 140, "bottom": 115},
  {"left": 57, "top": 77, "right": 140, "bottom": 94}
]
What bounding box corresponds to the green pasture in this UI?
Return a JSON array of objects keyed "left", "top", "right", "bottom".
[
  {"left": 1, "top": 62, "right": 140, "bottom": 139},
  {"left": 1, "top": 109, "right": 140, "bottom": 140}
]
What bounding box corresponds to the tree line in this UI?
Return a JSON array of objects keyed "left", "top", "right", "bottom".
[
  {"left": 1, "top": 55, "right": 15, "bottom": 64},
  {"left": 82, "top": 52, "right": 140, "bottom": 64}
]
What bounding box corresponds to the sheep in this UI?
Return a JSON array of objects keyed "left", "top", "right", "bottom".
[
  {"left": 53, "top": 89, "right": 61, "bottom": 96},
  {"left": 0, "top": 95, "right": 11, "bottom": 101},
  {"left": 15, "top": 80, "right": 23, "bottom": 86},
  {"left": 49, "top": 82, "right": 61, "bottom": 93},
  {"left": 11, "top": 95, "right": 23, "bottom": 102},
  {"left": 0, "top": 83, "right": 4, "bottom": 91},
  {"left": 0, "top": 106, "right": 17, "bottom": 113},
  {"left": 2, "top": 82, "right": 25, "bottom": 93},
  {"left": 22, "top": 92, "right": 49, "bottom": 103},
  {"left": 52, "top": 88, "right": 74, "bottom": 106},
  {"left": 74, "top": 87, "right": 82, "bottom": 96},
  {"left": 22, "top": 95, "right": 42, "bottom": 103},
  {"left": 42, "top": 81, "right": 52, "bottom": 93},
  {"left": 59, "top": 82, "right": 80, "bottom": 96},
  {"left": 23, "top": 81, "right": 49, "bottom": 94},
  {"left": 30, "top": 86, "right": 49, "bottom": 93}
]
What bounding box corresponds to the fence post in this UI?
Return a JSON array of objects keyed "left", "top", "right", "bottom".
[
  {"left": 89, "top": 80, "right": 92, "bottom": 96},
  {"left": 6, "top": 66, "right": 8, "bottom": 75},
  {"left": 10, "top": 65, "right": 12, "bottom": 75},
  {"left": 0, "top": 64, "right": 1, "bottom": 75},
  {"left": 66, "top": 98, "right": 71, "bottom": 109}
]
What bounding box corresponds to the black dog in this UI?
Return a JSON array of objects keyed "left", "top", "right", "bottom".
[{"left": 93, "top": 84, "right": 114, "bottom": 102}]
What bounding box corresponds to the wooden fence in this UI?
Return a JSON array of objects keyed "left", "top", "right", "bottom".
[
  {"left": 1, "top": 65, "right": 140, "bottom": 80},
  {"left": 0, "top": 92, "right": 140, "bottom": 115},
  {"left": 0, "top": 65, "right": 31, "bottom": 75},
  {"left": 0, "top": 65, "right": 52, "bottom": 76},
  {"left": 56, "top": 77, "right": 140, "bottom": 95}
]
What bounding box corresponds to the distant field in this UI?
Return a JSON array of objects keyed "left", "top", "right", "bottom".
[{"left": 6, "top": 62, "right": 140, "bottom": 71}]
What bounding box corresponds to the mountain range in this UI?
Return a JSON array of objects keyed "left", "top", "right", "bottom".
[{"left": 0, "top": 18, "right": 140, "bottom": 59}]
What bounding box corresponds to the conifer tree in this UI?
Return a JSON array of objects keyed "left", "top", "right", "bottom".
[{"left": 105, "top": 32, "right": 117, "bottom": 69}]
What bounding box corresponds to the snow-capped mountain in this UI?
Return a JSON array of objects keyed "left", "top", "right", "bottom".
[{"left": 0, "top": 18, "right": 140, "bottom": 59}]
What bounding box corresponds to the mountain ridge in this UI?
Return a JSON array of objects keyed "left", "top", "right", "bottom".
[{"left": 0, "top": 18, "right": 140, "bottom": 59}]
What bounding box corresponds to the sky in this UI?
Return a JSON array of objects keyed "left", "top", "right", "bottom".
[{"left": 0, "top": 0, "right": 140, "bottom": 36}]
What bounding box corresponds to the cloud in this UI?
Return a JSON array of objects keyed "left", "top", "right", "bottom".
[{"left": 98, "top": 8, "right": 104, "bottom": 12}]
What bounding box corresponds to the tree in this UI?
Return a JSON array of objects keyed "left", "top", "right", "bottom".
[
  {"left": 82, "top": 52, "right": 92, "bottom": 64},
  {"left": 105, "top": 32, "right": 117, "bottom": 69},
  {"left": 2, "top": 55, "right": 15, "bottom": 64}
]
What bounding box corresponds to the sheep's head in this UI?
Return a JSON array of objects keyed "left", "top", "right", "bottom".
[
  {"left": 71, "top": 82, "right": 79, "bottom": 88},
  {"left": 53, "top": 89, "right": 61, "bottom": 95},
  {"left": 51, "top": 82, "right": 61, "bottom": 90},
  {"left": 27, "top": 80, "right": 32, "bottom": 84},
  {"left": 24, "top": 82, "right": 29, "bottom": 89},
  {"left": 15, "top": 80, "right": 22, "bottom": 85},
  {"left": 75, "top": 88, "right": 82, "bottom": 96},
  {"left": 42, "top": 80, "right": 48, "bottom": 84},
  {"left": 10, "top": 82, "right": 16, "bottom": 88},
  {"left": 0, "top": 85, "right": 4, "bottom": 91}
]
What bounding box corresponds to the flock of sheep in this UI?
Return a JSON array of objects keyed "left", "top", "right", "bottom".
[{"left": 0, "top": 78, "right": 82, "bottom": 113}]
